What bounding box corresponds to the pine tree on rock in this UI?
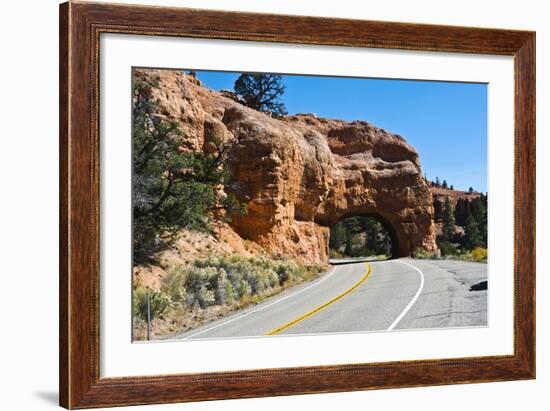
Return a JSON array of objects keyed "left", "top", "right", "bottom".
[
  {"left": 132, "top": 77, "right": 246, "bottom": 263},
  {"left": 234, "top": 73, "right": 287, "bottom": 116}
]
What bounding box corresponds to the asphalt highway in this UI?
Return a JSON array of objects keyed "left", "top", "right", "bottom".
[{"left": 175, "top": 258, "right": 487, "bottom": 340}]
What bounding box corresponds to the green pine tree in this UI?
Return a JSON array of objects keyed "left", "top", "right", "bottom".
[
  {"left": 329, "top": 221, "right": 347, "bottom": 252},
  {"left": 234, "top": 73, "right": 287, "bottom": 116},
  {"left": 471, "top": 194, "right": 488, "bottom": 247},
  {"left": 464, "top": 215, "right": 482, "bottom": 250},
  {"left": 132, "top": 76, "right": 246, "bottom": 262},
  {"left": 442, "top": 196, "right": 456, "bottom": 243},
  {"left": 329, "top": 216, "right": 393, "bottom": 258},
  {"left": 342, "top": 217, "right": 361, "bottom": 256}
]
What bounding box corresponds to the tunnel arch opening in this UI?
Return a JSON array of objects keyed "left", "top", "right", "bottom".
[{"left": 328, "top": 214, "right": 401, "bottom": 260}]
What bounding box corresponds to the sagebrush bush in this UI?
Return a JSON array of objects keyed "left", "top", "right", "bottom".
[
  {"left": 412, "top": 247, "right": 438, "bottom": 259},
  {"left": 274, "top": 258, "right": 300, "bottom": 284},
  {"left": 133, "top": 286, "right": 172, "bottom": 321},
  {"left": 164, "top": 254, "right": 322, "bottom": 310}
]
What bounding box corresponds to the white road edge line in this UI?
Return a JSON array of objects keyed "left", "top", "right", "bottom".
[
  {"left": 387, "top": 259, "right": 425, "bottom": 331},
  {"left": 180, "top": 265, "right": 338, "bottom": 340}
]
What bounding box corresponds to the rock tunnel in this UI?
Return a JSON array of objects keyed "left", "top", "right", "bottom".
[
  {"left": 223, "top": 105, "right": 439, "bottom": 264},
  {"left": 327, "top": 213, "right": 402, "bottom": 259}
]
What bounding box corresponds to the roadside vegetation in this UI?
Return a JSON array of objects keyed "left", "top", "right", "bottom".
[
  {"left": 132, "top": 254, "right": 323, "bottom": 340},
  {"left": 415, "top": 187, "right": 488, "bottom": 263},
  {"left": 413, "top": 246, "right": 487, "bottom": 263}
]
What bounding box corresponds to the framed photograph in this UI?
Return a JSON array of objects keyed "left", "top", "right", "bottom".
[{"left": 59, "top": 2, "right": 535, "bottom": 408}]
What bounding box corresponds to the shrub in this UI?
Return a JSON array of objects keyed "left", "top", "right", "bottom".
[
  {"left": 413, "top": 247, "right": 428, "bottom": 259},
  {"left": 329, "top": 249, "right": 344, "bottom": 259},
  {"left": 184, "top": 266, "right": 224, "bottom": 308},
  {"left": 437, "top": 240, "right": 459, "bottom": 257},
  {"left": 133, "top": 286, "right": 172, "bottom": 321},
  {"left": 273, "top": 258, "right": 300, "bottom": 284},
  {"left": 412, "top": 247, "right": 439, "bottom": 259},
  {"left": 232, "top": 277, "right": 252, "bottom": 299},
  {"left": 164, "top": 266, "right": 187, "bottom": 302},
  {"left": 471, "top": 247, "right": 488, "bottom": 262},
  {"left": 212, "top": 268, "right": 234, "bottom": 304},
  {"left": 244, "top": 267, "right": 278, "bottom": 293}
]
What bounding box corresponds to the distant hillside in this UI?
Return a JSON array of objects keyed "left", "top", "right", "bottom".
[{"left": 430, "top": 186, "right": 482, "bottom": 226}]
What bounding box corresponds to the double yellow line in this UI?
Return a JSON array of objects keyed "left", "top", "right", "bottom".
[{"left": 266, "top": 263, "right": 373, "bottom": 336}]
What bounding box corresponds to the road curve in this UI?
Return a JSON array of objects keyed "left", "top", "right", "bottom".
[{"left": 174, "top": 258, "right": 487, "bottom": 340}]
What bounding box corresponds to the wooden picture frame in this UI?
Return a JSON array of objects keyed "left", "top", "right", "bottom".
[{"left": 59, "top": 1, "right": 535, "bottom": 408}]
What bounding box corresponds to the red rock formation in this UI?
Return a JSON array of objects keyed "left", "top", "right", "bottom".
[{"left": 134, "top": 69, "right": 438, "bottom": 264}]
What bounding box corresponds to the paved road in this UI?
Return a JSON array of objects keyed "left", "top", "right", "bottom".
[{"left": 174, "top": 258, "right": 487, "bottom": 340}]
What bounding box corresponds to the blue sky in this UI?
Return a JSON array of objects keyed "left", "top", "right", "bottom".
[{"left": 194, "top": 70, "right": 487, "bottom": 193}]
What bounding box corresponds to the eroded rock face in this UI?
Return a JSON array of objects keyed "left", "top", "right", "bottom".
[{"left": 135, "top": 69, "right": 437, "bottom": 265}]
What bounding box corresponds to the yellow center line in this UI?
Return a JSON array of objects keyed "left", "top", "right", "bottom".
[{"left": 266, "top": 263, "right": 373, "bottom": 336}]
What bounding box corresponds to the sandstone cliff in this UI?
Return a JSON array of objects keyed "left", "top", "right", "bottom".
[{"left": 134, "top": 69, "right": 438, "bottom": 268}]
